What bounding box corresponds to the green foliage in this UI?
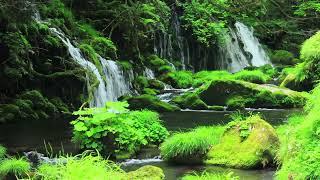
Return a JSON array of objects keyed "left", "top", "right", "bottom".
[
  {"left": 160, "top": 126, "right": 224, "bottom": 164},
  {"left": 193, "top": 71, "right": 233, "bottom": 87},
  {"left": 118, "top": 61, "right": 132, "bottom": 71},
  {"left": 271, "top": 50, "right": 295, "bottom": 65},
  {"left": 71, "top": 102, "right": 169, "bottom": 156},
  {"left": 233, "top": 70, "right": 270, "bottom": 84},
  {"left": 90, "top": 37, "right": 117, "bottom": 59},
  {"left": 79, "top": 43, "right": 103, "bottom": 77},
  {"left": 34, "top": 153, "right": 126, "bottom": 180},
  {"left": 301, "top": 31, "right": 320, "bottom": 63},
  {"left": 127, "top": 95, "right": 180, "bottom": 112},
  {"left": 276, "top": 85, "right": 320, "bottom": 179},
  {"left": 0, "top": 146, "right": 6, "bottom": 159},
  {"left": 181, "top": 0, "right": 228, "bottom": 46},
  {"left": 158, "top": 65, "right": 174, "bottom": 74},
  {"left": 0, "top": 158, "right": 30, "bottom": 178},
  {"left": 182, "top": 172, "right": 239, "bottom": 180}
]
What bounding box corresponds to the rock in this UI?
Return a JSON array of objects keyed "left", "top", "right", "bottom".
[
  {"left": 199, "top": 80, "right": 308, "bottom": 109},
  {"left": 127, "top": 95, "right": 180, "bottom": 112},
  {"left": 171, "top": 92, "right": 208, "bottom": 110},
  {"left": 206, "top": 115, "right": 279, "bottom": 169},
  {"left": 126, "top": 165, "right": 165, "bottom": 180}
]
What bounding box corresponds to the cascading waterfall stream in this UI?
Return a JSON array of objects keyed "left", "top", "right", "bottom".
[
  {"left": 217, "top": 22, "right": 271, "bottom": 72},
  {"left": 34, "top": 11, "right": 133, "bottom": 107},
  {"left": 49, "top": 28, "right": 108, "bottom": 107}
]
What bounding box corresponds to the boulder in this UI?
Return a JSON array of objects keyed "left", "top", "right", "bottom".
[
  {"left": 206, "top": 115, "right": 279, "bottom": 169},
  {"left": 171, "top": 92, "right": 208, "bottom": 110},
  {"left": 199, "top": 80, "right": 308, "bottom": 109},
  {"left": 126, "top": 165, "right": 165, "bottom": 180},
  {"left": 127, "top": 95, "right": 180, "bottom": 112}
]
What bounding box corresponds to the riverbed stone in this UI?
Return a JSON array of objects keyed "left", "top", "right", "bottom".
[
  {"left": 205, "top": 115, "right": 279, "bottom": 169},
  {"left": 171, "top": 92, "right": 208, "bottom": 110},
  {"left": 127, "top": 95, "right": 180, "bottom": 112},
  {"left": 199, "top": 79, "right": 308, "bottom": 109},
  {"left": 126, "top": 165, "right": 165, "bottom": 180}
]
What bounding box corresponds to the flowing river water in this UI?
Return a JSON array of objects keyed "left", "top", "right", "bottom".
[{"left": 0, "top": 109, "right": 300, "bottom": 179}]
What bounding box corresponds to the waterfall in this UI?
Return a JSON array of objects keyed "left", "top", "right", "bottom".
[
  {"left": 100, "top": 57, "right": 132, "bottom": 101},
  {"left": 144, "top": 68, "right": 155, "bottom": 79},
  {"left": 234, "top": 22, "right": 271, "bottom": 67},
  {"left": 217, "top": 22, "right": 270, "bottom": 72},
  {"left": 49, "top": 28, "right": 108, "bottom": 107}
]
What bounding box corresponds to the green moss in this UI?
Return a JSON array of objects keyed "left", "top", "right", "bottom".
[
  {"left": 127, "top": 165, "right": 165, "bottom": 180},
  {"left": 79, "top": 43, "right": 103, "bottom": 78},
  {"left": 233, "top": 70, "right": 270, "bottom": 84},
  {"left": 206, "top": 115, "right": 279, "bottom": 169},
  {"left": 143, "top": 88, "right": 159, "bottom": 95},
  {"left": 147, "top": 55, "right": 166, "bottom": 67},
  {"left": 0, "top": 158, "right": 30, "bottom": 178},
  {"left": 171, "top": 92, "right": 208, "bottom": 110},
  {"left": 208, "top": 106, "right": 225, "bottom": 111},
  {"left": 118, "top": 61, "right": 133, "bottom": 71},
  {"left": 182, "top": 172, "right": 239, "bottom": 180},
  {"left": 226, "top": 96, "right": 247, "bottom": 111},
  {"left": 271, "top": 50, "right": 295, "bottom": 65},
  {"left": 158, "top": 65, "right": 174, "bottom": 74},
  {"left": 193, "top": 71, "right": 233, "bottom": 87},
  {"left": 199, "top": 80, "right": 308, "bottom": 109},
  {"left": 148, "top": 79, "right": 165, "bottom": 91},
  {"left": 127, "top": 95, "right": 180, "bottom": 112},
  {"left": 90, "top": 37, "right": 117, "bottom": 59},
  {"left": 161, "top": 71, "right": 193, "bottom": 89},
  {"left": 160, "top": 126, "right": 225, "bottom": 164},
  {"left": 133, "top": 76, "right": 149, "bottom": 92}
]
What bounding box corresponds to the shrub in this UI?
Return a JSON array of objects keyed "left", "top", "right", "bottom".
[
  {"left": 300, "top": 31, "right": 320, "bottom": 63},
  {"left": 233, "top": 70, "right": 270, "bottom": 84},
  {"left": 160, "top": 126, "right": 224, "bottom": 164},
  {"left": 271, "top": 50, "right": 295, "bottom": 65},
  {"left": 0, "top": 158, "right": 30, "bottom": 178},
  {"left": 71, "top": 102, "right": 169, "bottom": 156}
]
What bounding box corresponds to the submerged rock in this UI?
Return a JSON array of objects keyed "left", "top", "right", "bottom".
[
  {"left": 199, "top": 80, "right": 308, "bottom": 109},
  {"left": 126, "top": 165, "right": 165, "bottom": 180},
  {"left": 127, "top": 95, "right": 180, "bottom": 112},
  {"left": 206, "top": 115, "right": 279, "bottom": 169}
]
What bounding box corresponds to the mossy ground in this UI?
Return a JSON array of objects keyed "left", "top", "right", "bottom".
[{"left": 206, "top": 115, "right": 279, "bottom": 169}]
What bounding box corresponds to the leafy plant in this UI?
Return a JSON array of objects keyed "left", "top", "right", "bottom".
[
  {"left": 71, "top": 102, "right": 169, "bottom": 156},
  {"left": 0, "top": 158, "right": 30, "bottom": 178}
]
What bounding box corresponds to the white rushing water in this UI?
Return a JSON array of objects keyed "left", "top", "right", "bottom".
[
  {"left": 49, "top": 28, "right": 108, "bottom": 107},
  {"left": 217, "top": 22, "right": 271, "bottom": 72},
  {"left": 49, "top": 28, "right": 132, "bottom": 106}
]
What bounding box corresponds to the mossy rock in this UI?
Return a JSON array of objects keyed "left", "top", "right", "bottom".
[
  {"left": 199, "top": 80, "right": 308, "bottom": 109},
  {"left": 143, "top": 88, "right": 160, "bottom": 96},
  {"left": 208, "top": 106, "right": 225, "bottom": 111},
  {"left": 171, "top": 92, "right": 208, "bottom": 110},
  {"left": 127, "top": 95, "right": 180, "bottom": 112},
  {"left": 148, "top": 79, "right": 165, "bottom": 91},
  {"left": 126, "top": 165, "right": 165, "bottom": 180},
  {"left": 271, "top": 50, "right": 295, "bottom": 65},
  {"left": 206, "top": 116, "right": 279, "bottom": 169}
]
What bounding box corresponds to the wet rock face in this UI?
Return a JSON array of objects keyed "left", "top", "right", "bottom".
[{"left": 206, "top": 116, "right": 279, "bottom": 169}]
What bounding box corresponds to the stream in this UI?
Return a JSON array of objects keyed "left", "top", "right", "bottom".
[{"left": 0, "top": 109, "right": 300, "bottom": 179}]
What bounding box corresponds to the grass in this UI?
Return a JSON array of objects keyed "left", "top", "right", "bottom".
[
  {"left": 160, "top": 126, "right": 225, "bottom": 163},
  {"left": 0, "top": 158, "right": 31, "bottom": 178},
  {"left": 34, "top": 152, "right": 126, "bottom": 180},
  {"left": 0, "top": 145, "right": 6, "bottom": 159},
  {"left": 182, "top": 172, "right": 239, "bottom": 180},
  {"left": 276, "top": 84, "right": 320, "bottom": 179}
]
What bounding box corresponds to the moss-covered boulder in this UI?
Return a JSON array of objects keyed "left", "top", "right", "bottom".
[
  {"left": 206, "top": 115, "right": 279, "bottom": 169},
  {"left": 127, "top": 95, "right": 180, "bottom": 112},
  {"left": 127, "top": 165, "right": 165, "bottom": 180},
  {"left": 171, "top": 92, "right": 208, "bottom": 110},
  {"left": 199, "top": 80, "right": 308, "bottom": 109}
]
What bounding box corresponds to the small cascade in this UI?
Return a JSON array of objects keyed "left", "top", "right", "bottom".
[
  {"left": 144, "top": 68, "right": 155, "bottom": 79},
  {"left": 49, "top": 28, "right": 108, "bottom": 107},
  {"left": 100, "top": 57, "right": 132, "bottom": 102},
  {"left": 217, "top": 22, "right": 271, "bottom": 72},
  {"left": 235, "top": 22, "right": 271, "bottom": 67},
  {"left": 157, "top": 87, "right": 193, "bottom": 102}
]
